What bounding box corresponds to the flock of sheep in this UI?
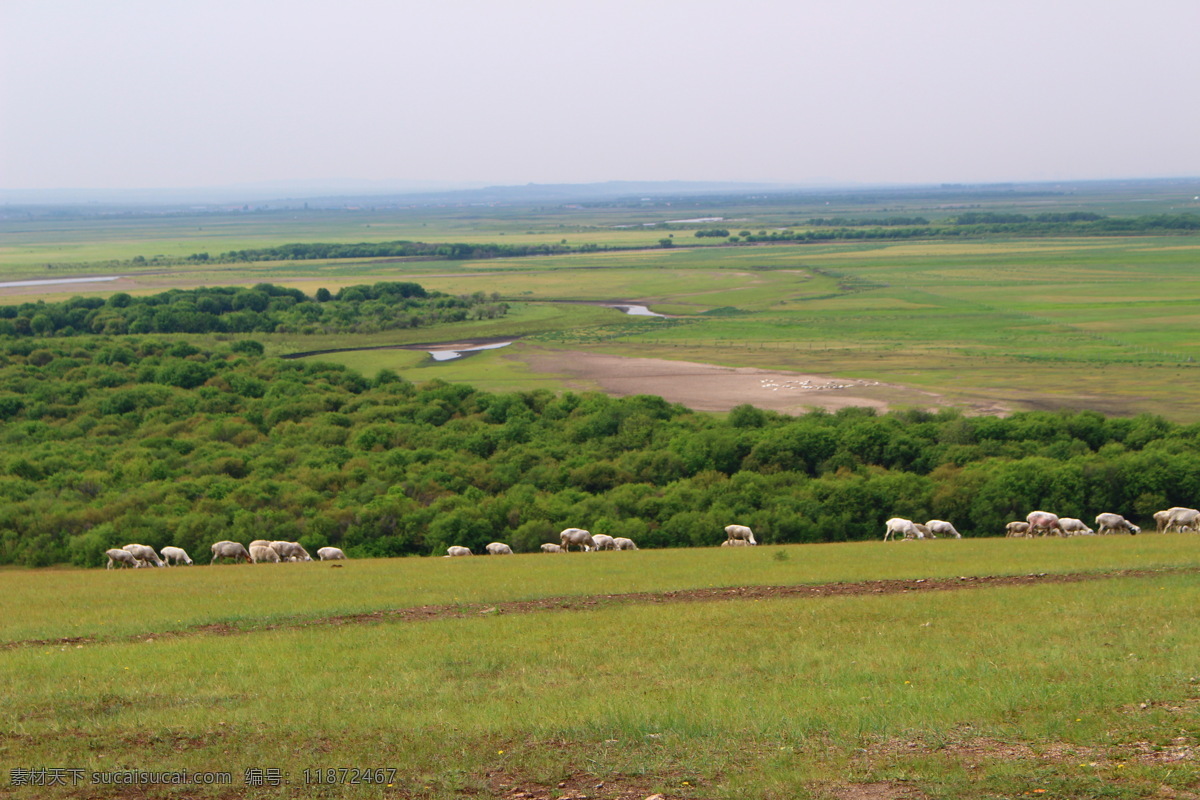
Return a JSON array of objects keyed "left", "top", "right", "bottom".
[
  {"left": 105, "top": 524, "right": 761, "bottom": 567},
  {"left": 888, "top": 507, "right": 1197, "bottom": 541},
  {"left": 104, "top": 540, "right": 347, "bottom": 569},
  {"left": 883, "top": 518, "right": 963, "bottom": 541},
  {"left": 444, "top": 524, "right": 758, "bottom": 556},
  {"left": 1005, "top": 507, "right": 1200, "bottom": 538},
  {"left": 104, "top": 506, "right": 1191, "bottom": 569}
]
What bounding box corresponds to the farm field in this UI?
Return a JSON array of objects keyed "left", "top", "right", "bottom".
[{"left": 4, "top": 536, "right": 1199, "bottom": 799}]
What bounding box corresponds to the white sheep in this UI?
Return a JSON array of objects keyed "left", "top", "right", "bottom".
[
  {"left": 210, "top": 541, "right": 252, "bottom": 564},
  {"left": 612, "top": 537, "right": 638, "bottom": 551},
  {"left": 559, "top": 528, "right": 595, "bottom": 552},
  {"left": 1095, "top": 512, "right": 1140, "bottom": 536},
  {"left": 724, "top": 524, "right": 757, "bottom": 545},
  {"left": 160, "top": 546, "right": 193, "bottom": 565},
  {"left": 540, "top": 543, "right": 565, "bottom": 553},
  {"left": 249, "top": 544, "right": 280, "bottom": 563},
  {"left": 1165, "top": 507, "right": 1200, "bottom": 533},
  {"left": 721, "top": 539, "right": 752, "bottom": 547},
  {"left": 123, "top": 543, "right": 165, "bottom": 567},
  {"left": 249, "top": 539, "right": 271, "bottom": 549},
  {"left": 270, "top": 541, "right": 312, "bottom": 562},
  {"left": 1005, "top": 521, "right": 1031, "bottom": 537},
  {"left": 925, "top": 520, "right": 962, "bottom": 539},
  {"left": 884, "top": 518, "right": 918, "bottom": 541},
  {"left": 446, "top": 546, "right": 472, "bottom": 557},
  {"left": 591, "top": 534, "right": 617, "bottom": 551},
  {"left": 105, "top": 548, "right": 141, "bottom": 569},
  {"left": 1026, "top": 510, "right": 1065, "bottom": 537},
  {"left": 317, "top": 546, "right": 346, "bottom": 561},
  {"left": 485, "top": 542, "right": 514, "bottom": 555},
  {"left": 1058, "top": 518, "right": 1095, "bottom": 536}
]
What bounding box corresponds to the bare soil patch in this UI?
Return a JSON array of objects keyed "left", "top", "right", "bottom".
[
  {"left": 819, "top": 782, "right": 928, "bottom": 800},
  {"left": 489, "top": 770, "right": 675, "bottom": 800},
  {"left": 521, "top": 350, "right": 995, "bottom": 415}
]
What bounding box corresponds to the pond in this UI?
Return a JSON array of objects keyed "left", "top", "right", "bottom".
[
  {"left": 427, "top": 341, "right": 514, "bottom": 361},
  {"left": 0, "top": 276, "right": 123, "bottom": 289},
  {"left": 604, "top": 303, "right": 666, "bottom": 317}
]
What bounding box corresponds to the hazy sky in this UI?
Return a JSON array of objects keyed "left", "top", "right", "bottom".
[{"left": 2, "top": 0, "right": 1198, "bottom": 191}]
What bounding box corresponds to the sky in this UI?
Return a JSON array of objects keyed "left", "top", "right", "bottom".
[{"left": 2, "top": 0, "right": 1198, "bottom": 193}]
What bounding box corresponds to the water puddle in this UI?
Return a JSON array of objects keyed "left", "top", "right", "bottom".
[
  {"left": 605, "top": 303, "right": 665, "bottom": 317},
  {"left": 0, "top": 276, "right": 123, "bottom": 289},
  {"left": 427, "top": 341, "right": 513, "bottom": 361}
]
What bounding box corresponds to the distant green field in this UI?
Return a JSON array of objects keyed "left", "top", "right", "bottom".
[
  {"left": 4, "top": 536, "right": 1198, "bottom": 799},
  {"left": 5, "top": 192, "right": 1200, "bottom": 418}
]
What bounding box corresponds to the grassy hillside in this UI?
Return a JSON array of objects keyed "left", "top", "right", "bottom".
[{"left": 4, "top": 537, "right": 1198, "bottom": 799}]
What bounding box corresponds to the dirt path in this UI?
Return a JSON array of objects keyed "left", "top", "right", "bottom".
[{"left": 7, "top": 567, "right": 1187, "bottom": 652}]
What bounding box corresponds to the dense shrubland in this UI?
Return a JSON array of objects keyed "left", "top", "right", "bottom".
[
  {"left": 1, "top": 335, "right": 1197, "bottom": 568},
  {"left": 0, "top": 282, "right": 507, "bottom": 337}
]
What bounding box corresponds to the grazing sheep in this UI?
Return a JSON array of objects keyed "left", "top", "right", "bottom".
[
  {"left": 724, "top": 524, "right": 757, "bottom": 545},
  {"left": 1152, "top": 508, "right": 1193, "bottom": 533},
  {"left": 1026, "top": 510, "right": 1065, "bottom": 537},
  {"left": 721, "top": 539, "right": 752, "bottom": 547},
  {"left": 249, "top": 544, "right": 281, "bottom": 563},
  {"left": 1095, "top": 512, "right": 1140, "bottom": 536},
  {"left": 317, "top": 547, "right": 346, "bottom": 561},
  {"left": 270, "top": 541, "right": 312, "bottom": 562},
  {"left": 1165, "top": 507, "right": 1200, "bottom": 533},
  {"left": 913, "top": 523, "right": 933, "bottom": 539},
  {"left": 591, "top": 534, "right": 617, "bottom": 551},
  {"left": 559, "top": 528, "right": 595, "bottom": 552},
  {"left": 160, "top": 546, "right": 193, "bottom": 566},
  {"left": 210, "top": 541, "right": 252, "bottom": 564},
  {"left": 106, "top": 548, "right": 141, "bottom": 569},
  {"left": 249, "top": 539, "right": 271, "bottom": 549},
  {"left": 123, "top": 543, "right": 165, "bottom": 567},
  {"left": 1005, "top": 521, "right": 1031, "bottom": 538},
  {"left": 613, "top": 537, "right": 638, "bottom": 551},
  {"left": 1058, "top": 518, "right": 1095, "bottom": 536},
  {"left": 446, "top": 546, "right": 472, "bottom": 557},
  {"left": 540, "top": 543, "right": 565, "bottom": 553},
  {"left": 485, "top": 542, "right": 513, "bottom": 555},
  {"left": 925, "top": 520, "right": 962, "bottom": 539},
  {"left": 884, "top": 518, "right": 918, "bottom": 541}
]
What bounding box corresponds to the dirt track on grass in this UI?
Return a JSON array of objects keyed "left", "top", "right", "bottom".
[{"left": 8, "top": 567, "right": 1189, "bottom": 652}]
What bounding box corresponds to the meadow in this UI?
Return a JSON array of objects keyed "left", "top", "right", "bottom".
[
  {"left": 5, "top": 192, "right": 1200, "bottom": 418},
  {"left": 3, "top": 183, "right": 1200, "bottom": 798},
  {"left": 4, "top": 536, "right": 1199, "bottom": 799}
]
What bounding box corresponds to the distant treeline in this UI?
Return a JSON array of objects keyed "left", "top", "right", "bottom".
[
  {"left": 696, "top": 213, "right": 1200, "bottom": 243},
  {"left": 63, "top": 212, "right": 1200, "bottom": 271},
  {"left": 0, "top": 336, "right": 1196, "bottom": 567},
  {"left": 140, "top": 240, "right": 606, "bottom": 267},
  {"left": 0, "top": 282, "right": 507, "bottom": 337},
  {"left": 806, "top": 216, "right": 932, "bottom": 226}
]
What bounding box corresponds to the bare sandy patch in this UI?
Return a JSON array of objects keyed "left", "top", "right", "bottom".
[{"left": 521, "top": 349, "right": 974, "bottom": 415}]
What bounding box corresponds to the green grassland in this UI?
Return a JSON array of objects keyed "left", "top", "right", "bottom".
[
  {"left": 5, "top": 223, "right": 1200, "bottom": 416},
  {"left": 5, "top": 188, "right": 1200, "bottom": 798},
  {"left": 4, "top": 537, "right": 1198, "bottom": 799},
  {"left": 5, "top": 535, "right": 1196, "bottom": 644},
  {"left": 263, "top": 237, "right": 1200, "bottom": 418}
]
